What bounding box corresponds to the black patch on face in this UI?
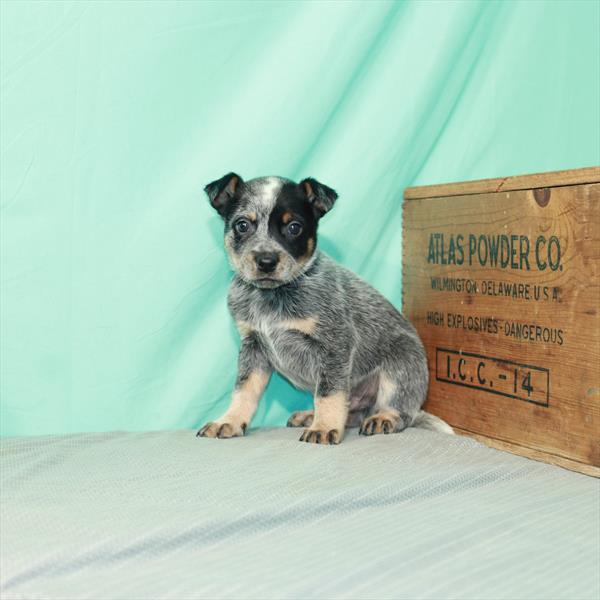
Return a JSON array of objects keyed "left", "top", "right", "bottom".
[{"left": 268, "top": 183, "right": 318, "bottom": 260}]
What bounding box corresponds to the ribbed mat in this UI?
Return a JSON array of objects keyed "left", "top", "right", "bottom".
[{"left": 1, "top": 428, "right": 599, "bottom": 599}]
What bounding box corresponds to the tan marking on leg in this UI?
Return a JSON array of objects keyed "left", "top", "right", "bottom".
[
  {"left": 313, "top": 392, "right": 348, "bottom": 429},
  {"left": 300, "top": 391, "right": 348, "bottom": 445},
  {"left": 236, "top": 320, "right": 253, "bottom": 338},
  {"left": 198, "top": 370, "right": 270, "bottom": 439},
  {"left": 278, "top": 316, "right": 318, "bottom": 336},
  {"left": 225, "top": 371, "right": 270, "bottom": 423},
  {"left": 281, "top": 211, "right": 292, "bottom": 224}
]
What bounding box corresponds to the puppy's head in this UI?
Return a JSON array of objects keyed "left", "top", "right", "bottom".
[{"left": 205, "top": 173, "right": 337, "bottom": 289}]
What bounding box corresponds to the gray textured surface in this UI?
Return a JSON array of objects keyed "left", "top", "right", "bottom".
[{"left": 1, "top": 428, "right": 599, "bottom": 600}]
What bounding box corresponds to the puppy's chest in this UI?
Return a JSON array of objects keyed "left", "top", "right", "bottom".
[
  {"left": 236, "top": 312, "right": 319, "bottom": 387},
  {"left": 237, "top": 312, "right": 317, "bottom": 344}
]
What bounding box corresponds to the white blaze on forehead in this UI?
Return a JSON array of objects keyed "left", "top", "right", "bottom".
[{"left": 253, "top": 176, "right": 283, "bottom": 211}]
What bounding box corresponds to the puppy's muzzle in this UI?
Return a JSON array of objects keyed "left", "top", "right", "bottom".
[{"left": 255, "top": 252, "right": 279, "bottom": 274}]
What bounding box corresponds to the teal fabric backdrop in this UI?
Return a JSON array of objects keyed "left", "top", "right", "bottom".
[{"left": 1, "top": 0, "right": 599, "bottom": 436}]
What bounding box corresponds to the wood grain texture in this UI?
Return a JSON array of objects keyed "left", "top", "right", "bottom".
[
  {"left": 404, "top": 166, "right": 600, "bottom": 200},
  {"left": 403, "top": 177, "right": 599, "bottom": 475}
]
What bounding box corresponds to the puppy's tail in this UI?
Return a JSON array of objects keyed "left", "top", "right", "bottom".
[{"left": 411, "top": 410, "right": 454, "bottom": 435}]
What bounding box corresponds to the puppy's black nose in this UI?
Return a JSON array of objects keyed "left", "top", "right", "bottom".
[{"left": 256, "top": 252, "right": 279, "bottom": 273}]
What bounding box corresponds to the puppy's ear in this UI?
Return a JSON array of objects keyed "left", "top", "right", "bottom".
[
  {"left": 300, "top": 177, "right": 338, "bottom": 219},
  {"left": 204, "top": 173, "right": 242, "bottom": 217}
]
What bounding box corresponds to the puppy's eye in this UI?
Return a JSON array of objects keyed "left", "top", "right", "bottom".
[
  {"left": 287, "top": 221, "right": 302, "bottom": 237},
  {"left": 234, "top": 219, "right": 251, "bottom": 234}
]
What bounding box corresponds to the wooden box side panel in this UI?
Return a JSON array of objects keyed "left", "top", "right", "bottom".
[{"left": 402, "top": 182, "right": 600, "bottom": 469}]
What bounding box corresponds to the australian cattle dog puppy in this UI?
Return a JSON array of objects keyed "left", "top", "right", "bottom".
[{"left": 198, "top": 173, "right": 452, "bottom": 444}]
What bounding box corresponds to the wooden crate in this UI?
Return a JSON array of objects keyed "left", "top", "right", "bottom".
[{"left": 403, "top": 167, "right": 600, "bottom": 477}]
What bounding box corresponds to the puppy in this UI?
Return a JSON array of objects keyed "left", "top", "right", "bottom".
[{"left": 197, "top": 173, "right": 452, "bottom": 444}]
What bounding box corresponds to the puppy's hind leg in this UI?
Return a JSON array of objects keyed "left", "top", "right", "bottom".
[
  {"left": 359, "top": 374, "right": 409, "bottom": 435},
  {"left": 360, "top": 336, "right": 428, "bottom": 436}
]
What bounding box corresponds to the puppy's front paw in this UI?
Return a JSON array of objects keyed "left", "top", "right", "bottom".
[
  {"left": 299, "top": 427, "right": 342, "bottom": 445},
  {"left": 196, "top": 421, "right": 246, "bottom": 439},
  {"left": 287, "top": 410, "right": 314, "bottom": 428}
]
